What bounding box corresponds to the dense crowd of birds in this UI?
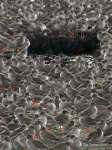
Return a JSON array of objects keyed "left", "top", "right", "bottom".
[
  {"left": 0, "top": 0, "right": 112, "bottom": 150},
  {"left": 1, "top": 0, "right": 112, "bottom": 53}
]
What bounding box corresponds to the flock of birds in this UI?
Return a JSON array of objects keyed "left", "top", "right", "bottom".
[
  {"left": 0, "top": 0, "right": 112, "bottom": 150},
  {"left": 1, "top": 0, "right": 112, "bottom": 53}
]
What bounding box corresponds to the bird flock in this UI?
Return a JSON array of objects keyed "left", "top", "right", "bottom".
[{"left": 0, "top": 0, "right": 112, "bottom": 150}]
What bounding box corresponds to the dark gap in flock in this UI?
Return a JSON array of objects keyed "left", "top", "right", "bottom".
[{"left": 27, "top": 32, "right": 100, "bottom": 56}]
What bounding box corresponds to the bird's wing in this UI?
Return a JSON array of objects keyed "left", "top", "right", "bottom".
[
  {"left": 86, "top": 11, "right": 95, "bottom": 18},
  {"left": 83, "top": 108, "right": 93, "bottom": 116},
  {"left": 85, "top": 116, "right": 96, "bottom": 125},
  {"left": 96, "top": 98, "right": 110, "bottom": 106},
  {"left": 95, "top": 111, "right": 105, "bottom": 121},
  {"left": 47, "top": 131, "right": 59, "bottom": 141},
  {"left": 12, "top": 65, "right": 23, "bottom": 73},
  {"left": 55, "top": 113, "right": 63, "bottom": 122},
  {"left": 104, "top": 127, "right": 112, "bottom": 136},
  {"left": 32, "top": 139, "right": 48, "bottom": 148},
  {"left": 86, "top": 130, "right": 96, "bottom": 140}
]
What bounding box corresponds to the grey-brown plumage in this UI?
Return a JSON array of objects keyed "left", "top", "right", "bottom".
[
  {"left": 16, "top": 98, "right": 28, "bottom": 109},
  {"left": 11, "top": 64, "right": 23, "bottom": 74},
  {"left": 69, "top": 75, "right": 81, "bottom": 89},
  {"left": 47, "top": 85, "right": 58, "bottom": 98},
  {"left": 0, "top": 75, "right": 11, "bottom": 86},
  {"left": 95, "top": 107, "right": 112, "bottom": 122},
  {"left": 39, "top": 126, "right": 59, "bottom": 143},
  {"left": 7, "top": 101, "right": 17, "bottom": 112},
  {"left": 8, "top": 68, "right": 22, "bottom": 82},
  {"left": 65, "top": 84, "right": 78, "bottom": 100},
  {"left": 55, "top": 109, "right": 71, "bottom": 125},
  {"left": 59, "top": 99, "right": 75, "bottom": 112},
  {"left": 74, "top": 95, "right": 85, "bottom": 108},
  {"left": 56, "top": 77, "right": 66, "bottom": 94},
  {"left": 54, "top": 95, "right": 61, "bottom": 108},
  {"left": 0, "top": 103, "right": 13, "bottom": 116},
  {"left": 23, "top": 125, "right": 35, "bottom": 137},
  {"left": 91, "top": 88, "right": 106, "bottom": 98},
  {"left": 26, "top": 134, "right": 48, "bottom": 150},
  {"left": 102, "top": 135, "right": 112, "bottom": 144},
  {"left": 49, "top": 141, "right": 70, "bottom": 150},
  {"left": 13, "top": 132, "right": 26, "bottom": 150},
  {"left": 0, "top": 126, "right": 10, "bottom": 139},
  {"left": 106, "top": 119, "right": 112, "bottom": 127},
  {"left": 81, "top": 102, "right": 97, "bottom": 119},
  {"left": 79, "top": 113, "right": 96, "bottom": 127},
  {"left": 95, "top": 119, "right": 107, "bottom": 131},
  {"left": 68, "top": 134, "right": 82, "bottom": 149},
  {"left": 16, "top": 113, "right": 32, "bottom": 125},
  {"left": 86, "top": 128, "right": 103, "bottom": 143},
  {"left": 7, "top": 119, "right": 20, "bottom": 132},
  {"left": 0, "top": 136, "right": 12, "bottom": 150},
  {"left": 92, "top": 93, "right": 111, "bottom": 109},
  {"left": 47, "top": 114, "right": 58, "bottom": 127},
  {"left": 9, "top": 124, "right": 27, "bottom": 139},
  {"left": 14, "top": 107, "right": 26, "bottom": 117},
  {"left": 104, "top": 126, "right": 112, "bottom": 137},
  {"left": 64, "top": 121, "right": 74, "bottom": 134},
  {"left": 43, "top": 99, "right": 56, "bottom": 114}
]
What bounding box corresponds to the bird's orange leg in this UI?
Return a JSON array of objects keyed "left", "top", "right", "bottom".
[
  {"left": 1, "top": 86, "right": 3, "bottom": 91},
  {"left": 67, "top": 28, "right": 71, "bottom": 33},
  {"left": 54, "top": 111, "right": 55, "bottom": 118},
  {"left": 32, "top": 98, "right": 35, "bottom": 107},
  {"left": 13, "top": 31, "right": 16, "bottom": 35},
  {"left": 17, "top": 48, "right": 19, "bottom": 52},
  {"left": 60, "top": 125, "right": 61, "bottom": 133},
  {"left": 98, "top": 140, "right": 102, "bottom": 143},
  {"left": 48, "top": 126, "right": 52, "bottom": 131},
  {"left": 86, "top": 127, "right": 92, "bottom": 137},
  {"left": 49, "top": 127, "right": 51, "bottom": 131},
  {"left": 36, "top": 99, "right": 38, "bottom": 107},
  {"left": 85, "top": 99, "right": 89, "bottom": 102},
  {"left": 97, "top": 108, "right": 102, "bottom": 112},
  {"left": 82, "top": 32, "right": 86, "bottom": 39},
  {"left": 59, "top": 31, "right": 62, "bottom": 37},
  {"left": 93, "top": 143, "right": 95, "bottom": 150},
  {"left": 4, "top": 118, "right": 6, "bottom": 123},
  {"left": 32, "top": 32, "right": 35, "bottom": 38},
  {"left": 21, "top": 28, "right": 24, "bottom": 33},
  {"left": 69, "top": 31, "right": 72, "bottom": 38},
  {"left": 72, "top": 31, "right": 75, "bottom": 38},
  {"left": 36, "top": 134, "right": 40, "bottom": 140}
]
